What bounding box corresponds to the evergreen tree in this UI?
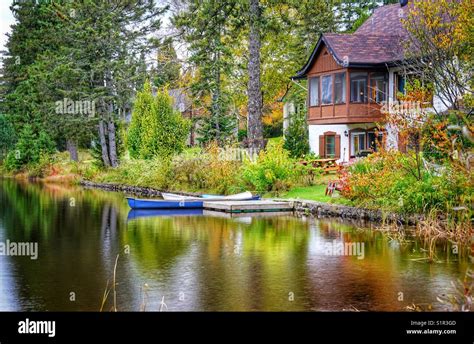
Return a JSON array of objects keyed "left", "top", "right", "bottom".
[
  {"left": 60, "top": 1, "right": 165, "bottom": 167},
  {"left": 128, "top": 82, "right": 154, "bottom": 159},
  {"left": 172, "top": 0, "right": 239, "bottom": 146},
  {"left": 154, "top": 38, "right": 181, "bottom": 88},
  {"left": 128, "top": 81, "right": 190, "bottom": 159},
  {"left": 0, "top": 114, "right": 16, "bottom": 160},
  {"left": 283, "top": 87, "right": 310, "bottom": 158},
  {"left": 2, "top": 1, "right": 166, "bottom": 168},
  {"left": 4, "top": 124, "right": 54, "bottom": 171},
  {"left": 197, "top": 102, "right": 237, "bottom": 145},
  {"left": 337, "top": 0, "right": 399, "bottom": 32},
  {"left": 1, "top": 0, "right": 66, "bottom": 163}
]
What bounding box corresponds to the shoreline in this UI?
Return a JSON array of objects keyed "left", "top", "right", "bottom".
[{"left": 79, "top": 179, "right": 421, "bottom": 225}]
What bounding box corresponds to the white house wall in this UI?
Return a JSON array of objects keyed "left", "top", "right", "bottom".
[
  {"left": 308, "top": 123, "right": 397, "bottom": 163},
  {"left": 309, "top": 124, "right": 348, "bottom": 163}
]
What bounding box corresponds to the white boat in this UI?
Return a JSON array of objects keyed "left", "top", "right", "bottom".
[
  {"left": 161, "top": 191, "right": 256, "bottom": 201},
  {"left": 161, "top": 192, "right": 198, "bottom": 200}
]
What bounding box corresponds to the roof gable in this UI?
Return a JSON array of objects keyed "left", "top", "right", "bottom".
[
  {"left": 294, "top": 3, "right": 410, "bottom": 79},
  {"left": 355, "top": 4, "right": 408, "bottom": 36}
]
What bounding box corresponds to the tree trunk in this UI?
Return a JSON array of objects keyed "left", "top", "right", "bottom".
[
  {"left": 247, "top": 0, "right": 264, "bottom": 152},
  {"left": 212, "top": 38, "right": 222, "bottom": 145},
  {"left": 107, "top": 118, "right": 119, "bottom": 168},
  {"left": 98, "top": 119, "right": 111, "bottom": 167},
  {"left": 66, "top": 140, "right": 78, "bottom": 162}
]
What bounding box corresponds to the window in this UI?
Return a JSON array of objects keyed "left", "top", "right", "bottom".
[
  {"left": 309, "top": 77, "right": 319, "bottom": 106},
  {"left": 325, "top": 135, "right": 335, "bottom": 157},
  {"left": 334, "top": 73, "right": 346, "bottom": 104},
  {"left": 350, "top": 72, "right": 368, "bottom": 103},
  {"left": 370, "top": 73, "right": 388, "bottom": 103},
  {"left": 351, "top": 132, "right": 366, "bottom": 157},
  {"left": 321, "top": 75, "right": 333, "bottom": 104},
  {"left": 320, "top": 132, "right": 340, "bottom": 158}
]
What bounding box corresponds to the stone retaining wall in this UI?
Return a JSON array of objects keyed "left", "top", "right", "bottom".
[
  {"left": 79, "top": 181, "right": 200, "bottom": 198},
  {"left": 288, "top": 200, "right": 420, "bottom": 225}
]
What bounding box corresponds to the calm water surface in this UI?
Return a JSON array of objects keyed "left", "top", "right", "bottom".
[{"left": 0, "top": 179, "right": 469, "bottom": 311}]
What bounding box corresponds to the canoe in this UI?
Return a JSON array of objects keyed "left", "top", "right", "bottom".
[
  {"left": 162, "top": 191, "right": 255, "bottom": 201},
  {"left": 127, "top": 208, "right": 203, "bottom": 220},
  {"left": 126, "top": 194, "right": 261, "bottom": 209},
  {"left": 126, "top": 197, "right": 205, "bottom": 209}
]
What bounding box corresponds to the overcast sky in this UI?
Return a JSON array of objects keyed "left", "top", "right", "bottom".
[{"left": 0, "top": 1, "right": 15, "bottom": 54}]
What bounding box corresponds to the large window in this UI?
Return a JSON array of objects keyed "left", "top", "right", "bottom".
[
  {"left": 325, "top": 135, "right": 335, "bottom": 157},
  {"left": 334, "top": 73, "right": 346, "bottom": 104},
  {"left": 309, "top": 77, "right": 319, "bottom": 106},
  {"left": 321, "top": 75, "right": 333, "bottom": 104},
  {"left": 370, "top": 73, "right": 388, "bottom": 103},
  {"left": 350, "top": 72, "right": 368, "bottom": 103}
]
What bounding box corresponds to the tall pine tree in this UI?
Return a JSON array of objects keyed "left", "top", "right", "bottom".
[{"left": 172, "top": 0, "right": 239, "bottom": 146}]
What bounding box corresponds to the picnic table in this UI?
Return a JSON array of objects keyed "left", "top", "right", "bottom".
[{"left": 300, "top": 158, "right": 340, "bottom": 174}]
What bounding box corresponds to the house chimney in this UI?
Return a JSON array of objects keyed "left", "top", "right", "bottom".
[{"left": 400, "top": 0, "right": 408, "bottom": 6}]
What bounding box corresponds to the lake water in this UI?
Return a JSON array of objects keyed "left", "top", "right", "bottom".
[{"left": 0, "top": 179, "right": 469, "bottom": 311}]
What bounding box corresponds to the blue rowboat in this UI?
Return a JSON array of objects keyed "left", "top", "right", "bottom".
[
  {"left": 126, "top": 195, "right": 262, "bottom": 209},
  {"left": 127, "top": 208, "right": 204, "bottom": 220},
  {"left": 126, "top": 197, "right": 205, "bottom": 209}
]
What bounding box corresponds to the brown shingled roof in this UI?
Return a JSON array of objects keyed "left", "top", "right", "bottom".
[
  {"left": 293, "top": 2, "right": 411, "bottom": 79},
  {"left": 324, "top": 33, "right": 405, "bottom": 65},
  {"left": 355, "top": 3, "right": 409, "bottom": 36}
]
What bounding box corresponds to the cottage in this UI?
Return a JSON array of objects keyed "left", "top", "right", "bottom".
[{"left": 292, "top": 0, "right": 448, "bottom": 163}]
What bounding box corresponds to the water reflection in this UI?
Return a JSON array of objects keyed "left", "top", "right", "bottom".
[{"left": 0, "top": 179, "right": 469, "bottom": 311}]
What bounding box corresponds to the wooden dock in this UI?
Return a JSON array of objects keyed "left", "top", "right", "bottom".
[{"left": 203, "top": 200, "right": 294, "bottom": 213}]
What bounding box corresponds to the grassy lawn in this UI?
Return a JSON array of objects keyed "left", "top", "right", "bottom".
[{"left": 279, "top": 184, "right": 353, "bottom": 206}]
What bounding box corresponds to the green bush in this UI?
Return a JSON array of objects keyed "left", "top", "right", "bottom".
[
  {"left": 171, "top": 144, "right": 241, "bottom": 193},
  {"left": 240, "top": 141, "right": 298, "bottom": 193},
  {"left": 93, "top": 140, "right": 318, "bottom": 195},
  {"left": 345, "top": 152, "right": 473, "bottom": 215},
  {"left": 5, "top": 125, "right": 55, "bottom": 171}
]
